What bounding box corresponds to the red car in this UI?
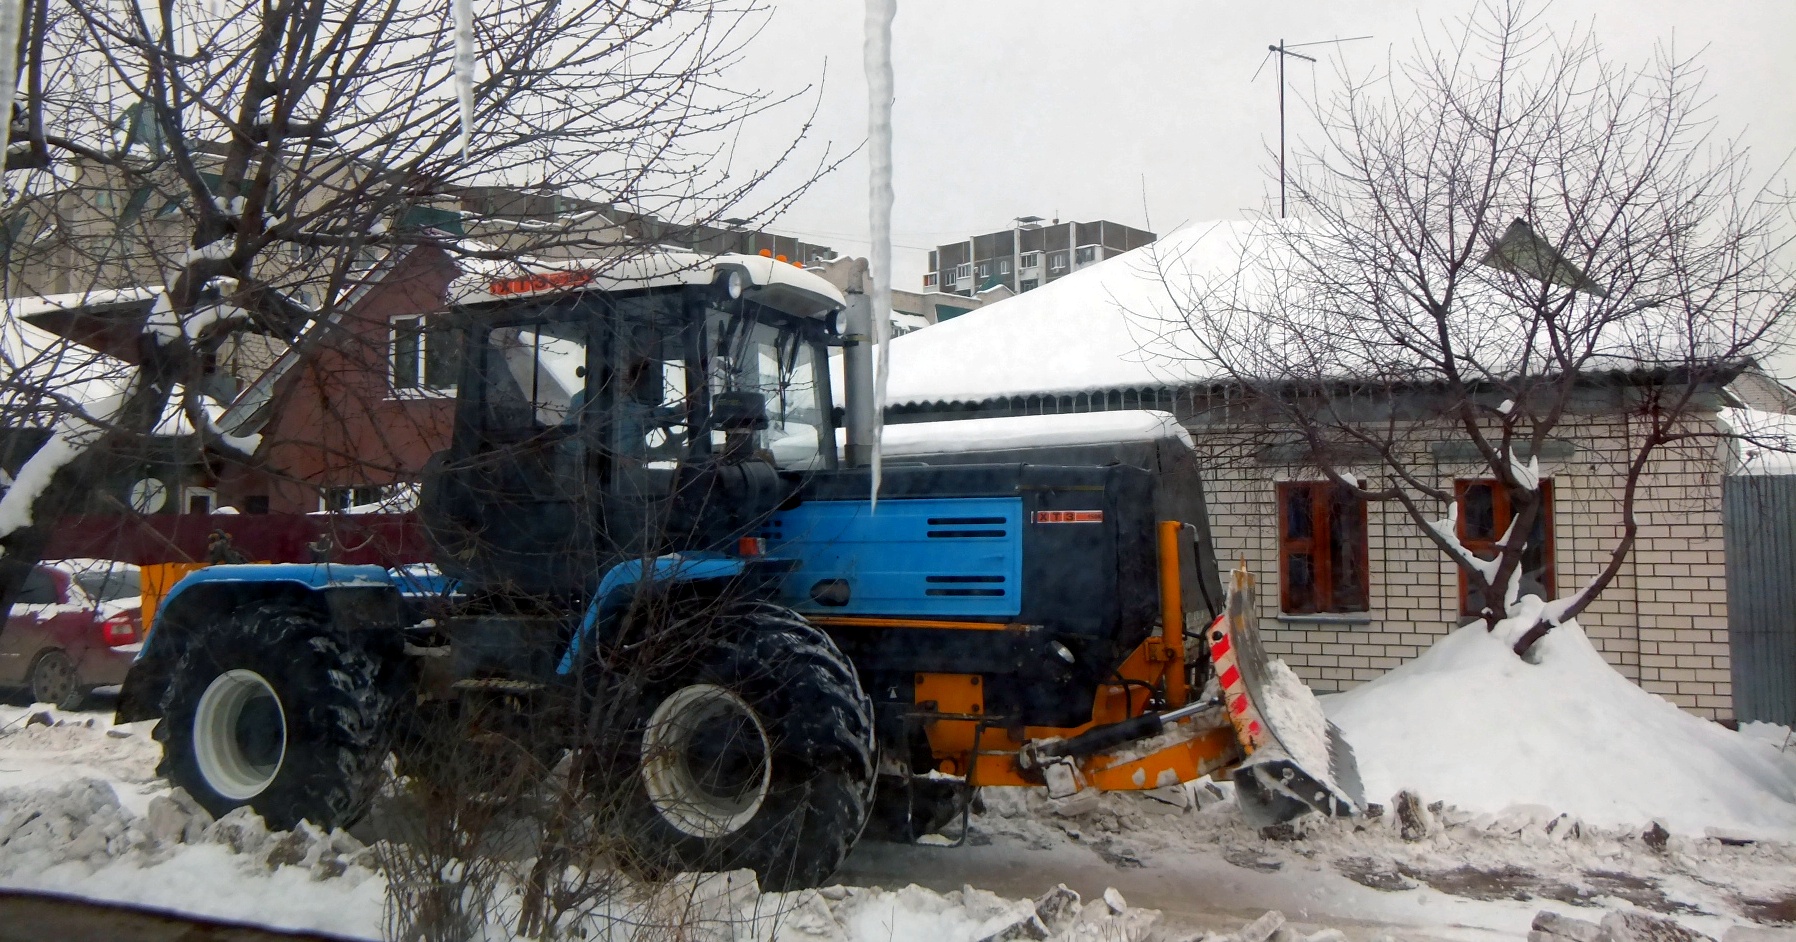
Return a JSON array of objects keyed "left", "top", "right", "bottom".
[{"left": 1, "top": 559, "right": 143, "bottom": 709}]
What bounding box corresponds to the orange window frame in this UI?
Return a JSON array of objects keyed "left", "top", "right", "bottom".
[
  {"left": 1455, "top": 479, "right": 1556, "bottom": 615},
  {"left": 1275, "top": 482, "right": 1370, "bottom": 615}
]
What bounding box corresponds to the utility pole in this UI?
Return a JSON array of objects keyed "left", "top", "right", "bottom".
[{"left": 1259, "top": 35, "right": 1371, "bottom": 217}]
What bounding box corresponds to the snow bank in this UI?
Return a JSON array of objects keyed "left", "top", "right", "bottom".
[
  {"left": 0, "top": 778, "right": 1165, "bottom": 942},
  {"left": 0, "top": 779, "right": 385, "bottom": 938},
  {"left": 0, "top": 714, "right": 1171, "bottom": 942},
  {"left": 1326, "top": 620, "right": 1796, "bottom": 838}
]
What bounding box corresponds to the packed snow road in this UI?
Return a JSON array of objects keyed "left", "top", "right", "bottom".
[
  {"left": 5, "top": 699, "right": 1796, "bottom": 942},
  {"left": 6, "top": 618, "right": 1796, "bottom": 941}
]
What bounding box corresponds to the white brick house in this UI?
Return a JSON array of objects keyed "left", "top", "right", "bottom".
[{"left": 878, "top": 221, "right": 1761, "bottom": 720}]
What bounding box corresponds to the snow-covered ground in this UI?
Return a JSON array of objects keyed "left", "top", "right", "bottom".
[{"left": 4, "top": 614, "right": 1796, "bottom": 942}]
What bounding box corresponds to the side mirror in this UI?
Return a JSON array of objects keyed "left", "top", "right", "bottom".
[{"left": 711, "top": 390, "right": 768, "bottom": 432}]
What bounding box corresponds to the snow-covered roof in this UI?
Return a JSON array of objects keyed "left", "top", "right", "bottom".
[
  {"left": 1, "top": 315, "right": 237, "bottom": 444},
  {"left": 877, "top": 221, "right": 1265, "bottom": 408},
  {"left": 4, "top": 287, "right": 163, "bottom": 321},
  {"left": 879, "top": 410, "right": 1193, "bottom": 456},
  {"left": 1718, "top": 408, "right": 1796, "bottom": 475},
  {"left": 879, "top": 219, "right": 1746, "bottom": 410},
  {"left": 1, "top": 318, "right": 135, "bottom": 423}
]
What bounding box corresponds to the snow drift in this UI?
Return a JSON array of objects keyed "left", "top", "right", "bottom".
[{"left": 1326, "top": 619, "right": 1796, "bottom": 839}]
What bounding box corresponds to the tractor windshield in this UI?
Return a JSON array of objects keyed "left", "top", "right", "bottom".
[
  {"left": 706, "top": 307, "right": 829, "bottom": 468},
  {"left": 605, "top": 294, "right": 832, "bottom": 471}
]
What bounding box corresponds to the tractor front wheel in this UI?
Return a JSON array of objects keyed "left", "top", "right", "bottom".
[{"left": 601, "top": 605, "right": 876, "bottom": 891}]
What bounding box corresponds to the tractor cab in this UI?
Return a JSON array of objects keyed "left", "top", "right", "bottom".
[{"left": 420, "top": 253, "right": 847, "bottom": 595}]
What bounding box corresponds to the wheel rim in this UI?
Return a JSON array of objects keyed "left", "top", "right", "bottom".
[
  {"left": 31, "top": 652, "right": 75, "bottom": 706},
  {"left": 192, "top": 669, "right": 288, "bottom": 800},
  {"left": 640, "top": 684, "right": 772, "bottom": 839}
]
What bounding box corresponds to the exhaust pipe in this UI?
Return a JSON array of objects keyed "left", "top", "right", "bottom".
[{"left": 841, "top": 287, "right": 877, "bottom": 468}]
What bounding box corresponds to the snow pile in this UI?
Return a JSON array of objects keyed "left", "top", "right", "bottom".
[
  {"left": 728, "top": 878, "right": 1161, "bottom": 942},
  {"left": 0, "top": 778, "right": 386, "bottom": 937},
  {"left": 971, "top": 776, "right": 1796, "bottom": 939},
  {"left": 1326, "top": 620, "right": 1796, "bottom": 838},
  {"left": 0, "top": 707, "right": 162, "bottom": 810},
  {"left": 1740, "top": 722, "right": 1795, "bottom": 752},
  {"left": 0, "top": 777, "right": 1169, "bottom": 941}
]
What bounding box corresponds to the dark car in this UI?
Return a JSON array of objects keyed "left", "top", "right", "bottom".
[{"left": 1, "top": 559, "right": 143, "bottom": 709}]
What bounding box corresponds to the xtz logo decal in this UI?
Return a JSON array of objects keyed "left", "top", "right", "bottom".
[{"left": 1033, "top": 510, "right": 1104, "bottom": 524}]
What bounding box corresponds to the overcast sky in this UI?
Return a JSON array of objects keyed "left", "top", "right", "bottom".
[{"left": 726, "top": 0, "right": 1796, "bottom": 294}]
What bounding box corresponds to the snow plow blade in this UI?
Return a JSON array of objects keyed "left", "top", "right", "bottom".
[{"left": 1207, "top": 564, "right": 1363, "bottom": 825}]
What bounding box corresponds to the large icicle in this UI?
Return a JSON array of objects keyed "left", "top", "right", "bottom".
[
  {"left": 864, "top": 0, "right": 895, "bottom": 508},
  {"left": 0, "top": 0, "right": 24, "bottom": 167},
  {"left": 452, "top": 0, "right": 476, "bottom": 157}
]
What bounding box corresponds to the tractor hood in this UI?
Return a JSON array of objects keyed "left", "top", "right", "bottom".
[{"left": 452, "top": 249, "right": 846, "bottom": 319}]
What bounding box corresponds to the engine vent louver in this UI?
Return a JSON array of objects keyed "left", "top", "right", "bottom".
[
  {"left": 925, "top": 574, "right": 1007, "bottom": 597},
  {"left": 927, "top": 517, "right": 1007, "bottom": 537}
]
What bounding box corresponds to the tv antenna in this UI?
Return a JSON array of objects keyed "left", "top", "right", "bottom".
[{"left": 1255, "top": 35, "right": 1371, "bottom": 217}]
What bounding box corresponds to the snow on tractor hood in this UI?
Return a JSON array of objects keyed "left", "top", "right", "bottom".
[{"left": 451, "top": 248, "right": 846, "bottom": 319}]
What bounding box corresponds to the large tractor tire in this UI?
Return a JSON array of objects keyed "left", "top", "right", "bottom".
[
  {"left": 155, "top": 601, "right": 400, "bottom": 830},
  {"left": 601, "top": 604, "right": 876, "bottom": 891}
]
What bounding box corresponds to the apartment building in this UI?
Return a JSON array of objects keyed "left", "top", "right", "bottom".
[{"left": 925, "top": 216, "right": 1155, "bottom": 297}]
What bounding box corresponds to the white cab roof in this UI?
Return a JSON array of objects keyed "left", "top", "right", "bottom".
[{"left": 453, "top": 249, "right": 846, "bottom": 319}]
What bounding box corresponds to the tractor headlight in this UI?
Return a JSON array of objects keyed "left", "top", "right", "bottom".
[{"left": 715, "top": 268, "right": 746, "bottom": 300}]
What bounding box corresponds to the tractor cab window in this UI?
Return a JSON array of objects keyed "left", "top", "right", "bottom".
[
  {"left": 705, "top": 306, "right": 828, "bottom": 469},
  {"left": 478, "top": 317, "right": 589, "bottom": 432},
  {"left": 609, "top": 307, "right": 694, "bottom": 466}
]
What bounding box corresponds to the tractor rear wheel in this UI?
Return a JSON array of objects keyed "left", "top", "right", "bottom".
[
  {"left": 599, "top": 604, "right": 876, "bottom": 891},
  {"left": 155, "top": 601, "right": 400, "bottom": 830}
]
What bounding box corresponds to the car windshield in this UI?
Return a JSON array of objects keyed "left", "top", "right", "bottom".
[{"left": 74, "top": 568, "right": 140, "bottom": 602}]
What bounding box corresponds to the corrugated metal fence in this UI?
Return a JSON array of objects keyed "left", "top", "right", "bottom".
[{"left": 1723, "top": 475, "right": 1796, "bottom": 725}]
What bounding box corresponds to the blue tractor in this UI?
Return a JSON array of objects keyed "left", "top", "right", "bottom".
[{"left": 117, "top": 252, "right": 1356, "bottom": 889}]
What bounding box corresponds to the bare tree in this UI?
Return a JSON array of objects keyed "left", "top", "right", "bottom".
[
  {"left": 0, "top": 0, "right": 838, "bottom": 623},
  {"left": 1166, "top": 1, "right": 1793, "bottom": 656}
]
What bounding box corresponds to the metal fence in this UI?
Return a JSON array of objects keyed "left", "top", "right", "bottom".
[{"left": 1723, "top": 475, "right": 1796, "bottom": 725}]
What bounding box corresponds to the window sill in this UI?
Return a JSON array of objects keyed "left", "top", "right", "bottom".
[
  {"left": 387, "top": 387, "right": 457, "bottom": 401},
  {"left": 1274, "top": 612, "right": 1373, "bottom": 625}
]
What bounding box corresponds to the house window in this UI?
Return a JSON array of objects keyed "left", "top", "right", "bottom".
[
  {"left": 1020, "top": 252, "right": 1042, "bottom": 269},
  {"left": 954, "top": 262, "right": 972, "bottom": 281},
  {"left": 1019, "top": 279, "right": 1039, "bottom": 292},
  {"left": 976, "top": 262, "right": 990, "bottom": 279},
  {"left": 923, "top": 272, "right": 938, "bottom": 288},
  {"left": 244, "top": 495, "right": 270, "bottom": 514},
  {"left": 1456, "top": 479, "right": 1555, "bottom": 615},
  {"left": 1049, "top": 253, "right": 1067, "bottom": 272},
  {"left": 392, "top": 317, "right": 461, "bottom": 392},
  {"left": 1276, "top": 482, "right": 1370, "bottom": 614},
  {"left": 324, "top": 485, "right": 387, "bottom": 512},
  {"left": 998, "top": 259, "right": 1011, "bottom": 275},
  {"left": 1074, "top": 245, "right": 1097, "bottom": 265},
  {"left": 185, "top": 488, "right": 214, "bottom": 515}
]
